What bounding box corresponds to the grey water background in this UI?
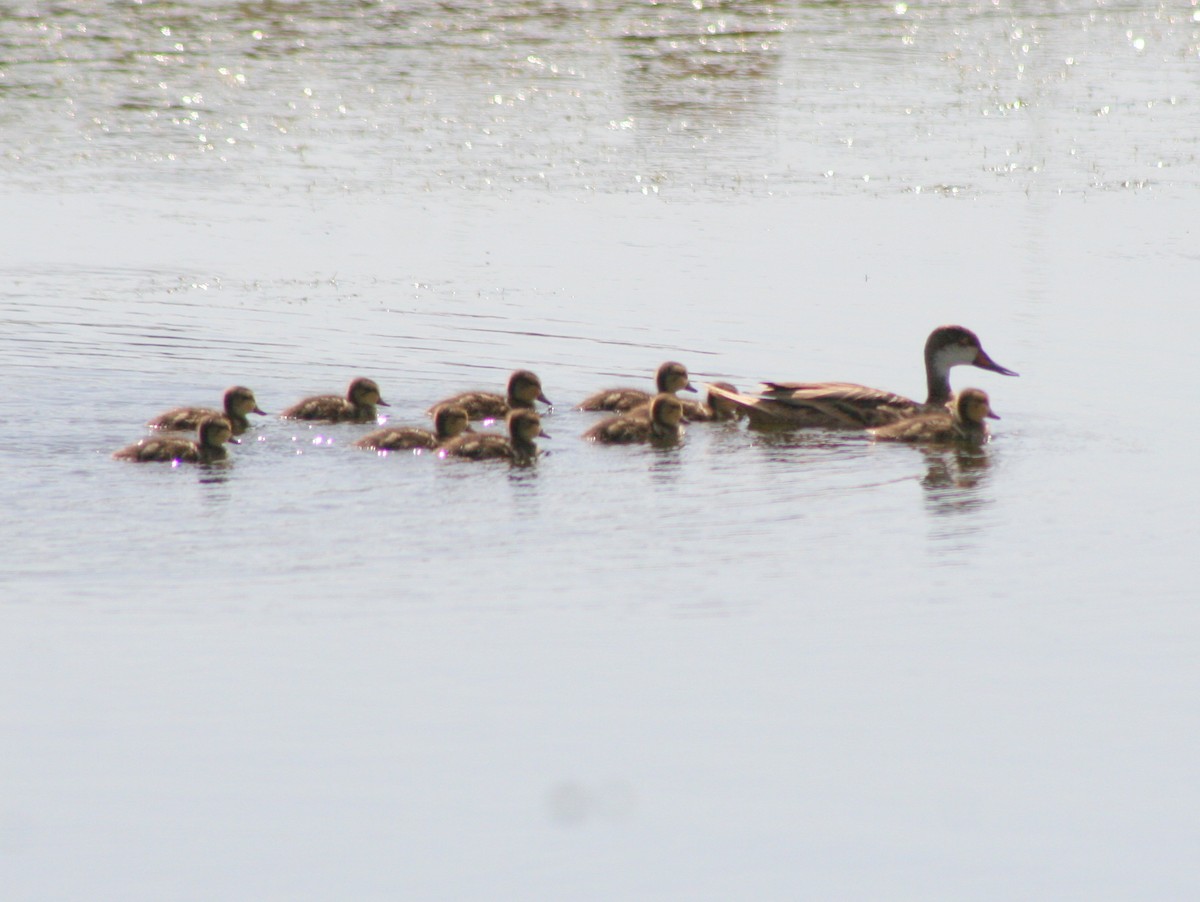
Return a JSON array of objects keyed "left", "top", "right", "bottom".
[{"left": 2, "top": 1, "right": 1199, "bottom": 898}]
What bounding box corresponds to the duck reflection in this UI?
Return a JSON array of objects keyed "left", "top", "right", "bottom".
[{"left": 919, "top": 445, "right": 993, "bottom": 521}]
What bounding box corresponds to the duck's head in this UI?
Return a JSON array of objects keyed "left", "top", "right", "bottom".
[
  {"left": 225, "top": 385, "right": 266, "bottom": 417},
  {"left": 508, "top": 408, "right": 549, "bottom": 443},
  {"left": 348, "top": 377, "right": 388, "bottom": 407},
  {"left": 509, "top": 369, "right": 551, "bottom": 406},
  {"left": 926, "top": 325, "right": 1019, "bottom": 378},
  {"left": 953, "top": 387, "right": 1000, "bottom": 425},
  {"left": 650, "top": 393, "right": 686, "bottom": 428},
  {"left": 656, "top": 361, "right": 697, "bottom": 394},
  {"left": 433, "top": 404, "right": 472, "bottom": 440},
  {"left": 706, "top": 382, "right": 744, "bottom": 419},
  {"left": 197, "top": 415, "right": 236, "bottom": 448}
]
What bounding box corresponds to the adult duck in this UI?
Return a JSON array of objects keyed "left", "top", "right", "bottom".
[{"left": 707, "top": 325, "right": 1016, "bottom": 429}]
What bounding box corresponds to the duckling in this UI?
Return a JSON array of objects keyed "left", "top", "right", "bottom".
[
  {"left": 147, "top": 385, "right": 266, "bottom": 436},
  {"left": 281, "top": 377, "right": 389, "bottom": 423},
  {"left": 427, "top": 369, "right": 550, "bottom": 421},
  {"left": 584, "top": 393, "right": 686, "bottom": 444},
  {"left": 355, "top": 404, "right": 472, "bottom": 452},
  {"left": 114, "top": 415, "right": 236, "bottom": 464},
  {"left": 439, "top": 409, "right": 548, "bottom": 464},
  {"left": 577, "top": 360, "right": 698, "bottom": 412},
  {"left": 869, "top": 387, "right": 999, "bottom": 444},
  {"left": 679, "top": 382, "right": 744, "bottom": 423}
]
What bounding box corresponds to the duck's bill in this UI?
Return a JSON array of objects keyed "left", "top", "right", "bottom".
[
  {"left": 539, "top": 430, "right": 552, "bottom": 439},
  {"left": 377, "top": 399, "right": 391, "bottom": 407},
  {"left": 252, "top": 407, "right": 267, "bottom": 415},
  {"left": 684, "top": 382, "right": 699, "bottom": 393},
  {"left": 228, "top": 437, "right": 243, "bottom": 444},
  {"left": 537, "top": 392, "right": 553, "bottom": 405},
  {"left": 987, "top": 410, "right": 1001, "bottom": 420},
  {"left": 973, "top": 349, "right": 1019, "bottom": 377}
]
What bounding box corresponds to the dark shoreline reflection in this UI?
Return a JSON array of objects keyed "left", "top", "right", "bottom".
[{"left": 618, "top": 1, "right": 785, "bottom": 144}]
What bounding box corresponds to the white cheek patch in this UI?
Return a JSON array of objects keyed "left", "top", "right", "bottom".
[{"left": 934, "top": 344, "right": 978, "bottom": 372}]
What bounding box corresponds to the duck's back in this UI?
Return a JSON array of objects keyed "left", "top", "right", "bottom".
[
  {"left": 281, "top": 395, "right": 357, "bottom": 422},
  {"left": 577, "top": 387, "right": 651, "bottom": 413},
  {"left": 440, "top": 432, "right": 514, "bottom": 460},
  {"left": 150, "top": 405, "right": 253, "bottom": 434},
  {"left": 871, "top": 412, "right": 964, "bottom": 443},
  {"left": 147, "top": 406, "right": 223, "bottom": 432},
  {"left": 430, "top": 391, "right": 508, "bottom": 421},
  {"left": 114, "top": 436, "right": 209, "bottom": 463},
  {"left": 707, "top": 382, "right": 919, "bottom": 429},
  {"left": 355, "top": 426, "right": 439, "bottom": 451},
  {"left": 584, "top": 412, "right": 654, "bottom": 444}
]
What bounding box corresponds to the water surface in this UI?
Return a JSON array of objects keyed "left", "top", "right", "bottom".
[{"left": 2, "top": 2, "right": 1199, "bottom": 898}]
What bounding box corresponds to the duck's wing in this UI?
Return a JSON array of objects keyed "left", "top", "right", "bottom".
[{"left": 706, "top": 382, "right": 920, "bottom": 429}]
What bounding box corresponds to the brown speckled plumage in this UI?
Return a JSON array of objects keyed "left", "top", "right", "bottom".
[
  {"left": 281, "top": 377, "right": 388, "bottom": 423},
  {"left": 428, "top": 369, "right": 550, "bottom": 421},
  {"left": 148, "top": 385, "right": 265, "bottom": 435},
  {"left": 706, "top": 326, "right": 1017, "bottom": 430},
  {"left": 584, "top": 394, "right": 685, "bottom": 445},
  {"left": 355, "top": 405, "right": 471, "bottom": 451},
  {"left": 577, "top": 361, "right": 697, "bottom": 412},
  {"left": 675, "top": 382, "right": 743, "bottom": 423},
  {"left": 870, "top": 387, "right": 998, "bottom": 444},
  {"left": 114, "top": 416, "right": 235, "bottom": 464},
  {"left": 440, "top": 409, "right": 547, "bottom": 464}
]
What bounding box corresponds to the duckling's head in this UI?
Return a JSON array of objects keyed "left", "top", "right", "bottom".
[
  {"left": 509, "top": 369, "right": 551, "bottom": 406},
  {"left": 706, "top": 382, "right": 744, "bottom": 419},
  {"left": 650, "top": 393, "right": 686, "bottom": 428},
  {"left": 926, "top": 325, "right": 1019, "bottom": 377},
  {"left": 433, "top": 404, "right": 472, "bottom": 440},
  {"left": 225, "top": 385, "right": 266, "bottom": 417},
  {"left": 656, "top": 361, "right": 697, "bottom": 394},
  {"left": 348, "top": 377, "right": 388, "bottom": 407},
  {"left": 507, "top": 408, "right": 549, "bottom": 443},
  {"left": 954, "top": 387, "right": 999, "bottom": 425},
  {"left": 197, "top": 415, "right": 235, "bottom": 448}
]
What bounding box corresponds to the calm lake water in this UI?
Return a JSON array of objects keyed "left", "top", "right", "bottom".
[{"left": 3, "top": 1, "right": 1199, "bottom": 898}]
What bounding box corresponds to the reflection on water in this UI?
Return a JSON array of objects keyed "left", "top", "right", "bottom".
[
  {"left": 4, "top": 0, "right": 1196, "bottom": 195},
  {"left": 919, "top": 445, "right": 994, "bottom": 551},
  {"left": 4, "top": 4, "right": 1200, "bottom": 896},
  {"left": 618, "top": 1, "right": 784, "bottom": 148}
]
